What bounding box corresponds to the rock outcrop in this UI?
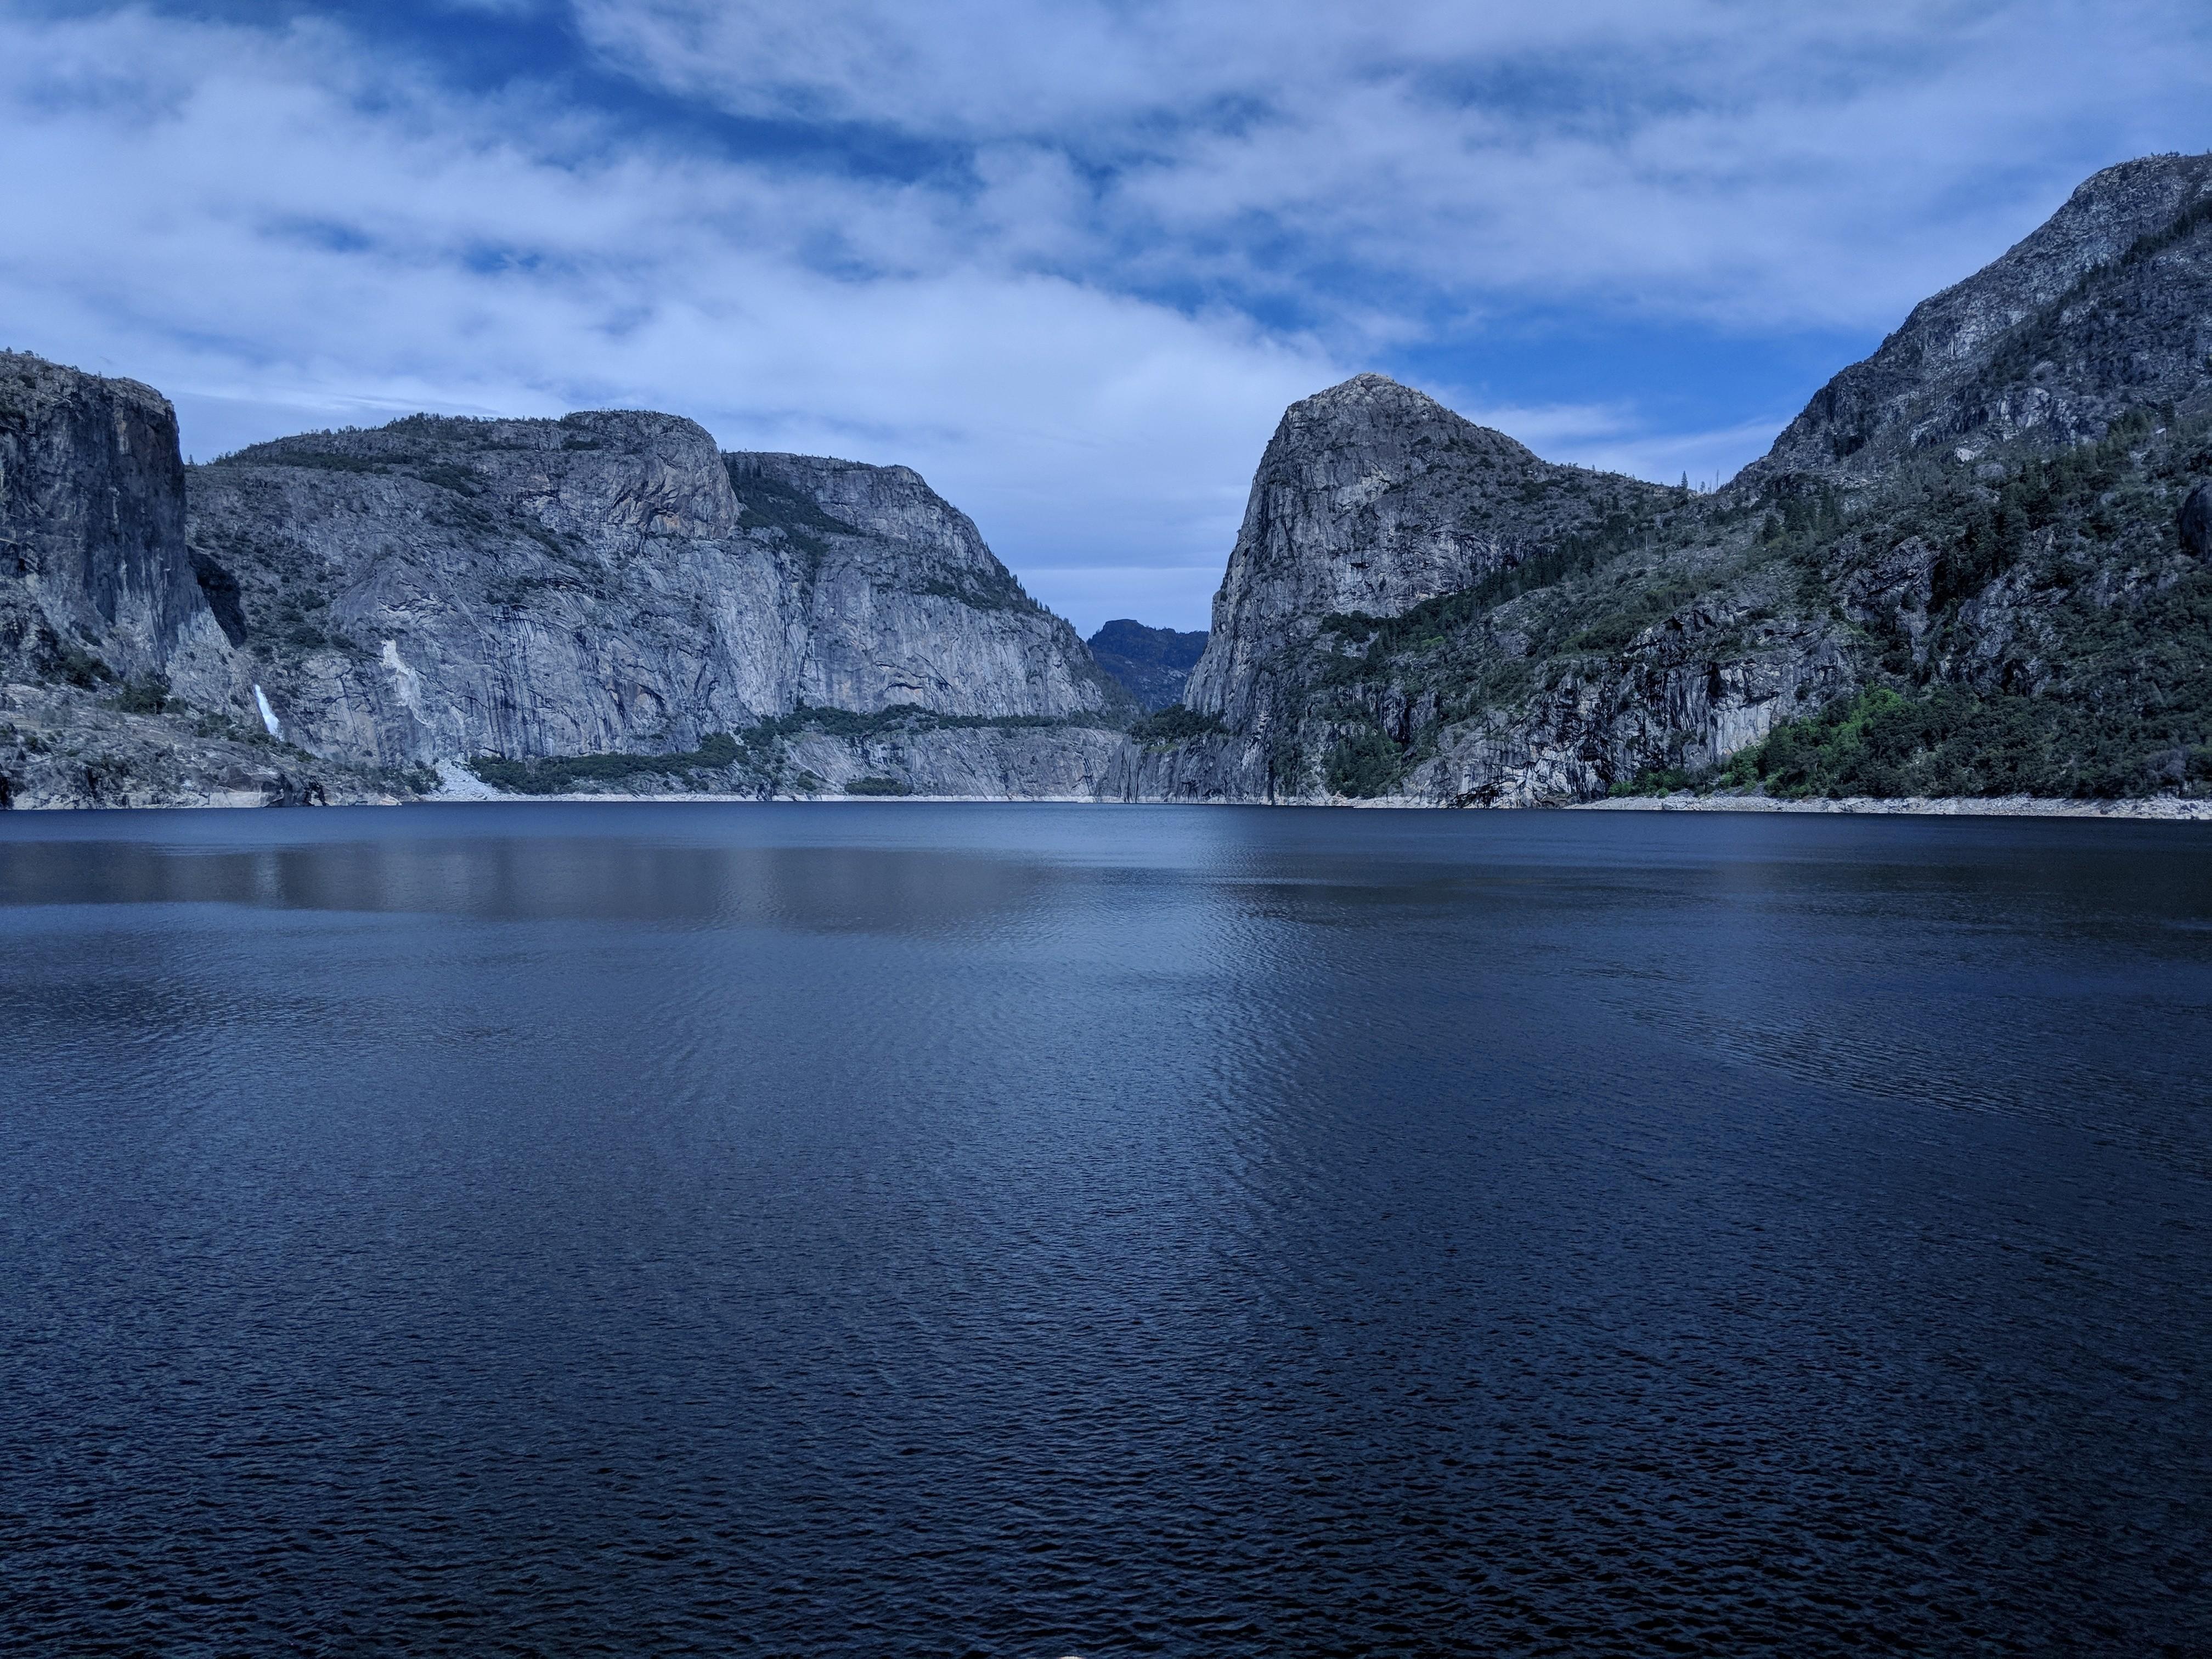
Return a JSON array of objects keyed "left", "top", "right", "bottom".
[
  {"left": 0, "top": 364, "right": 1133, "bottom": 806},
  {"left": 2182, "top": 483, "right": 2211, "bottom": 560},
  {"left": 7, "top": 152, "right": 2211, "bottom": 810},
  {"left": 0, "top": 352, "right": 224, "bottom": 690},
  {"left": 0, "top": 352, "right": 394, "bottom": 806},
  {"left": 1748, "top": 153, "right": 2212, "bottom": 484},
  {"left": 1183, "top": 374, "right": 1664, "bottom": 729}
]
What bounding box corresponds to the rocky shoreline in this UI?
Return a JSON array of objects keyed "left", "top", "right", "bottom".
[
  {"left": 1574, "top": 792, "right": 2212, "bottom": 821},
  {"left": 430, "top": 786, "right": 2212, "bottom": 819}
]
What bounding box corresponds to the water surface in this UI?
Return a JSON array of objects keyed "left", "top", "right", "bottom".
[{"left": 3, "top": 804, "right": 2209, "bottom": 1656}]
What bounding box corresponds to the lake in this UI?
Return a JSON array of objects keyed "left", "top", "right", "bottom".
[{"left": 3, "top": 803, "right": 2209, "bottom": 1656}]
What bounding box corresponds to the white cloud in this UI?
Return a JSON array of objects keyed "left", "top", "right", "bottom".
[{"left": 579, "top": 0, "right": 2212, "bottom": 330}]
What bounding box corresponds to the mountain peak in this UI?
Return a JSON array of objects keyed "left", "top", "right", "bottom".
[{"left": 1747, "top": 151, "right": 2212, "bottom": 484}]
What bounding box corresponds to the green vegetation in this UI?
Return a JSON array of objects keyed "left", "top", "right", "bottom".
[
  {"left": 1325, "top": 726, "right": 1401, "bottom": 797},
  {"left": 843, "top": 775, "right": 913, "bottom": 795},
  {"left": 213, "top": 448, "right": 394, "bottom": 475},
  {"left": 1608, "top": 766, "right": 1696, "bottom": 797},
  {"left": 1318, "top": 505, "right": 1670, "bottom": 663},
  {"left": 1854, "top": 409, "right": 2175, "bottom": 613},
  {"left": 745, "top": 704, "right": 1126, "bottom": 744},
  {"left": 412, "top": 462, "right": 482, "bottom": 496},
  {"left": 1562, "top": 571, "right": 1703, "bottom": 653},
  {"left": 1128, "top": 706, "right": 1225, "bottom": 744},
  {"left": 467, "top": 732, "right": 740, "bottom": 795},
  {"left": 1723, "top": 667, "right": 2212, "bottom": 800},
  {"left": 724, "top": 464, "right": 853, "bottom": 565},
  {"left": 109, "top": 673, "right": 171, "bottom": 715},
  {"left": 912, "top": 573, "right": 1037, "bottom": 613},
  {"left": 41, "top": 639, "right": 114, "bottom": 689}
]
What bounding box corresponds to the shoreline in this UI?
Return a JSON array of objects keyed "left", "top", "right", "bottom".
[
  {"left": 411, "top": 789, "right": 2212, "bottom": 820},
  {"left": 1571, "top": 792, "right": 2212, "bottom": 821},
  {"left": 8, "top": 788, "right": 2210, "bottom": 821}
]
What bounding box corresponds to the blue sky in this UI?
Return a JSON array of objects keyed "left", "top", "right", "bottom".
[{"left": 3, "top": 2, "right": 2208, "bottom": 631}]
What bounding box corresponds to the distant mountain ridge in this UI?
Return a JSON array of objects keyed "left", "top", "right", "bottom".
[{"left": 1086, "top": 619, "right": 1207, "bottom": 710}]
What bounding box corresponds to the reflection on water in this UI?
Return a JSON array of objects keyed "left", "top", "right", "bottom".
[
  {"left": 2, "top": 803, "right": 2210, "bottom": 1657},
  {"left": 0, "top": 832, "right": 1053, "bottom": 935}
]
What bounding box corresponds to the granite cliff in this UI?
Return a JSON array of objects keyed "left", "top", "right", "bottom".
[
  {"left": 188, "top": 415, "right": 1126, "bottom": 772},
  {"left": 0, "top": 368, "right": 1135, "bottom": 806},
  {"left": 1133, "top": 152, "right": 2212, "bottom": 806}
]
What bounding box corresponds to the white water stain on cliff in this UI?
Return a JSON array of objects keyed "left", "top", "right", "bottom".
[{"left": 381, "top": 639, "right": 427, "bottom": 718}]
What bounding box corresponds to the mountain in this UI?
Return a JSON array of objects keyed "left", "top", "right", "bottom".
[
  {"left": 1136, "top": 153, "right": 2212, "bottom": 806},
  {"left": 1, "top": 360, "right": 1133, "bottom": 806},
  {"left": 1086, "top": 619, "right": 1207, "bottom": 710},
  {"left": 188, "top": 415, "right": 1126, "bottom": 768},
  {"left": 7, "top": 151, "right": 2211, "bottom": 811},
  {"left": 0, "top": 352, "right": 366, "bottom": 805},
  {"left": 1749, "top": 153, "right": 2212, "bottom": 486}
]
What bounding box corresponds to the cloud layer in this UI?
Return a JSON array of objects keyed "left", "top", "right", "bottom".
[{"left": 3, "top": 2, "right": 2206, "bottom": 629}]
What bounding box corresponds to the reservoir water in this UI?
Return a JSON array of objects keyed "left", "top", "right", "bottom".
[{"left": 3, "top": 803, "right": 2209, "bottom": 1656}]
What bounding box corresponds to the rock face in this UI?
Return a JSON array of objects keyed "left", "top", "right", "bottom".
[
  {"left": 1184, "top": 374, "right": 1662, "bottom": 729},
  {"left": 0, "top": 366, "right": 1132, "bottom": 806},
  {"left": 0, "top": 352, "right": 223, "bottom": 690},
  {"left": 1139, "top": 152, "right": 2212, "bottom": 806},
  {"left": 0, "top": 353, "right": 388, "bottom": 806},
  {"left": 1748, "top": 153, "right": 2212, "bottom": 484},
  {"left": 2182, "top": 483, "right": 2212, "bottom": 560},
  {"left": 187, "top": 416, "right": 1126, "bottom": 771},
  {"left": 9, "top": 152, "right": 2212, "bottom": 810},
  {"left": 1086, "top": 619, "right": 1207, "bottom": 710}
]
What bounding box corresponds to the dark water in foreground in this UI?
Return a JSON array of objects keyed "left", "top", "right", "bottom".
[{"left": 3, "top": 804, "right": 2210, "bottom": 1657}]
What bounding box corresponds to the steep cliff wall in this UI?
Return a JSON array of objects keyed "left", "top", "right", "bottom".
[
  {"left": 185, "top": 415, "right": 1126, "bottom": 772},
  {"left": 1184, "top": 374, "right": 1666, "bottom": 730},
  {"left": 1, "top": 362, "right": 1132, "bottom": 806},
  {"left": 0, "top": 352, "right": 223, "bottom": 689},
  {"left": 9, "top": 154, "right": 2210, "bottom": 810},
  {"left": 0, "top": 353, "right": 395, "bottom": 807}
]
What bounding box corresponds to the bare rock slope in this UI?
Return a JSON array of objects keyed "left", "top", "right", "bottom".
[
  {"left": 1750, "top": 153, "right": 2212, "bottom": 485},
  {"left": 8, "top": 153, "right": 2211, "bottom": 810}
]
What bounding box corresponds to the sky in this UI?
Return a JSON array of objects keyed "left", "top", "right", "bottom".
[{"left": 3, "top": 2, "right": 2208, "bottom": 633}]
